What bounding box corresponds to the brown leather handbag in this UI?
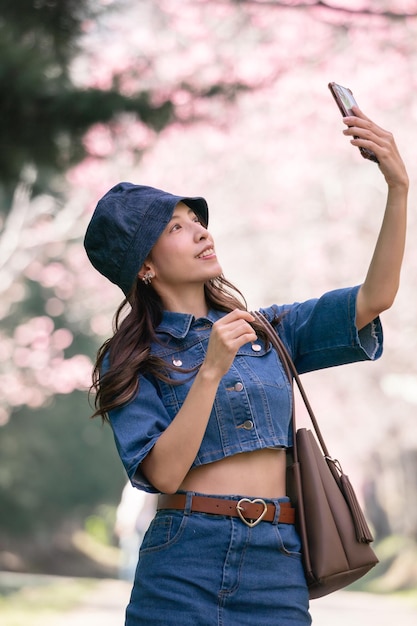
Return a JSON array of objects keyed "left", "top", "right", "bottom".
[{"left": 253, "top": 312, "right": 379, "bottom": 599}]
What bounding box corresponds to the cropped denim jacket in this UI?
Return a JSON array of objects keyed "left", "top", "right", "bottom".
[{"left": 108, "top": 285, "right": 382, "bottom": 493}]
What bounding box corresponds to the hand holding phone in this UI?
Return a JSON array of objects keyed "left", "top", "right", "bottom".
[{"left": 328, "top": 82, "right": 379, "bottom": 164}]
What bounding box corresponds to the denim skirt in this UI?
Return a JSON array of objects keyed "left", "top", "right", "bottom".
[{"left": 126, "top": 493, "right": 311, "bottom": 625}]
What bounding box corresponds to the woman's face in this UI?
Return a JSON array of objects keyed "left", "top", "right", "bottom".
[{"left": 147, "top": 202, "right": 223, "bottom": 291}]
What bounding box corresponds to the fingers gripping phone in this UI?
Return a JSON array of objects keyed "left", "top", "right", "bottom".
[{"left": 328, "top": 82, "right": 379, "bottom": 164}]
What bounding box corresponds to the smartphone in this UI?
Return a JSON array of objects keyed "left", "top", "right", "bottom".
[{"left": 328, "top": 82, "right": 379, "bottom": 164}]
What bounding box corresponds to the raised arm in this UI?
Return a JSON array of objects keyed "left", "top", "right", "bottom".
[{"left": 342, "top": 107, "right": 408, "bottom": 330}]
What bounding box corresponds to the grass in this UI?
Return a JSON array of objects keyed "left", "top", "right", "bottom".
[
  {"left": 347, "top": 535, "right": 417, "bottom": 607},
  {"left": 0, "top": 573, "right": 97, "bottom": 626},
  {"left": 0, "top": 526, "right": 122, "bottom": 625}
]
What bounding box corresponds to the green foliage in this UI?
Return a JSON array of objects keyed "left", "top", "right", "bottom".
[
  {"left": 0, "top": 0, "right": 89, "bottom": 61},
  {"left": 84, "top": 506, "right": 116, "bottom": 545},
  {"left": 0, "top": 391, "right": 125, "bottom": 536},
  {"left": 0, "top": 0, "right": 174, "bottom": 199},
  {"left": 0, "top": 0, "right": 87, "bottom": 194}
]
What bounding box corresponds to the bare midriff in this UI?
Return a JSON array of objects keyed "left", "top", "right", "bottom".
[{"left": 179, "top": 447, "right": 287, "bottom": 499}]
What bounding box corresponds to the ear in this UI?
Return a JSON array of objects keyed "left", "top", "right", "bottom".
[{"left": 137, "top": 261, "right": 155, "bottom": 282}]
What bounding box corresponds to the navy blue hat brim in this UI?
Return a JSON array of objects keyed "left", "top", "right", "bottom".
[{"left": 84, "top": 183, "right": 209, "bottom": 295}]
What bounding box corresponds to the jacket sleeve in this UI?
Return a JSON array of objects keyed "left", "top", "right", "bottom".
[
  {"left": 260, "top": 285, "right": 383, "bottom": 374},
  {"left": 108, "top": 373, "right": 171, "bottom": 494}
]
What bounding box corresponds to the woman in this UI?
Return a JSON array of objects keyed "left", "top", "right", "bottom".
[{"left": 84, "top": 108, "right": 408, "bottom": 625}]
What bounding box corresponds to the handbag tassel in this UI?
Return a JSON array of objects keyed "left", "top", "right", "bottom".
[
  {"left": 340, "top": 472, "right": 374, "bottom": 543},
  {"left": 325, "top": 455, "right": 374, "bottom": 543}
]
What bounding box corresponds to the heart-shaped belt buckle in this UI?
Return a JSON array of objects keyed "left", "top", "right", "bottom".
[{"left": 236, "top": 498, "right": 268, "bottom": 528}]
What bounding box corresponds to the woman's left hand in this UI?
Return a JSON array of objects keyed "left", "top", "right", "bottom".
[{"left": 343, "top": 107, "right": 409, "bottom": 189}]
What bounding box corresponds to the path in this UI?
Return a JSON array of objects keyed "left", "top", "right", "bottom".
[
  {"left": 310, "top": 589, "right": 417, "bottom": 625},
  {"left": 52, "top": 579, "right": 130, "bottom": 626},
  {"left": 2, "top": 572, "right": 416, "bottom": 625},
  {"left": 54, "top": 579, "right": 417, "bottom": 625}
]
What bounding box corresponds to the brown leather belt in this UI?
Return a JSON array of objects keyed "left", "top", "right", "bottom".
[{"left": 157, "top": 494, "right": 295, "bottom": 528}]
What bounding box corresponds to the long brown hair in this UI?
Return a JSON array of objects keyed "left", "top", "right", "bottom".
[{"left": 90, "top": 275, "right": 269, "bottom": 422}]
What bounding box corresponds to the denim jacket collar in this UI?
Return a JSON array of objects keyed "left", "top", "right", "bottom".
[{"left": 157, "top": 309, "right": 225, "bottom": 339}]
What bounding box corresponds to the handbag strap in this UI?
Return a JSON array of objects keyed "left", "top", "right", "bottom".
[
  {"left": 252, "top": 311, "right": 375, "bottom": 544},
  {"left": 252, "top": 311, "right": 331, "bottom": 459}
]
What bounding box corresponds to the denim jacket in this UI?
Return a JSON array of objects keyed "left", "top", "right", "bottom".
[{"left": 108, "top": 285, "right": 382, "bottom": 493}]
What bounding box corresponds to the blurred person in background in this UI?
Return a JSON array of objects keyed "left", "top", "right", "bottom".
[
  {"left": 84, "top": 106, "right": 408, "bottom": 625},
  {"left": 115, "top": 482, "right": 157, "bottom": 581}
]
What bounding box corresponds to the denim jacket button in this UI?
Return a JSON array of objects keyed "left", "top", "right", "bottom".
[
  {"left": 234, "top": 382, "right": 244, "bottom": 391},
  {"left": 251, "top": 343, "right": 262, "bottom": 352},
  {"left": 172, "top": 359, "right": 182, "bottom": 366},
  {"left": 242, "top": 420, "right": 254, "bottom": 430}
]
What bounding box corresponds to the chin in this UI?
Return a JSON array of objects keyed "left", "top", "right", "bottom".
[{"left": 211, "top": 268, "right": 223, "bottom": 280}]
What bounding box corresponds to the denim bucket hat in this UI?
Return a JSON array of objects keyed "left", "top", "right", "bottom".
[{"left": 84, "top": 182, "right": 209, "bottom": 295}]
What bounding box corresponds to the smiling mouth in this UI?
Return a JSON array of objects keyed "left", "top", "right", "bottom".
[{"left": 197, "top": 247, "right": 215, "bottom": 259}]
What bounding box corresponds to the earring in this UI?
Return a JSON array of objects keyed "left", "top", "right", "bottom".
[{"left": 142, "top": 271, "right": 153, "bottom": 285}]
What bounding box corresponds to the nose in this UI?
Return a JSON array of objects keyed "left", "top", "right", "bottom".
[{"left": 194, "top": 221, "right": 209, "bottom": 240}]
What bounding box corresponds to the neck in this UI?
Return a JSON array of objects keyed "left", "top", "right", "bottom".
[{"left": 158, "top": 285, "right": 209, "bottom": 318}]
